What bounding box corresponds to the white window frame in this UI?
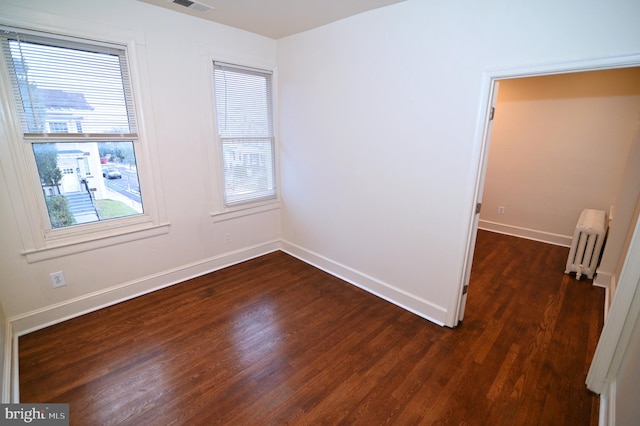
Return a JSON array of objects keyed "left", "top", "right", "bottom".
[
  {"left": 211, "top": 61, "right": 278, "bottom": 211},
  {"left": 0, "top": 21, "right": 169, "bottom": 263}
]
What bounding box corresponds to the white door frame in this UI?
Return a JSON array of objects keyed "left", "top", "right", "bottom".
[{"left": 456, "top": 53, "right": 640, "bottom": 326}]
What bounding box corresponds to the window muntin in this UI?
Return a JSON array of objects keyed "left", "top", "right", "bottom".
[
  {"left": 213, "top": 62, "right": 276, "bottom": 206},
  {"left": 49, "top": 122, "right": 68, "bottom": 133},
  {"left": 0, "top": 28, "right": 143, "bottom": 230}
]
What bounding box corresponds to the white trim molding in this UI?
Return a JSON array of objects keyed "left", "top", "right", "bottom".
[
  {"left": 10, "top": 240, "right": 281, "bottom": 337},
  {"left": 586, "top": 211, "right": 640, "bottom": 424},
  {"left": 6, "top": 239, "right": 282, "bottom": 403},
  {"left": 1, "top": 319, "right": 10, "bottom": 403},
  {"left": 595, "top": 380, "right": 616, "bottom": 426},
  {"left": 478, "top": 220, "right": 572, "bottom": 247},
  {"left": 211, "top": 201, "right": 281, "bottom": 223},
  {"left": 281, "top": 240, "right": 448, "bottom": 326},
  {"left": 594, "top": 272, "right": 616, "bottom": 321},
  {"left": 22, "top": 222, "right": 171, "bottom": 263}
]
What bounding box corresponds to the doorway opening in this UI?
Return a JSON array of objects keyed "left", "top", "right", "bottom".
[{"left": 457, "top": 55, "right": 640, "bottom": 324}]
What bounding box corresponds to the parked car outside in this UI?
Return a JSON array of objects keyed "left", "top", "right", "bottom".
[{"left": 102, "top": 167, "right": 122, "bottom": 179}]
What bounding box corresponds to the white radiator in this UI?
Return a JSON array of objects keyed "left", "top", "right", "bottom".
[{"left": 565, "top": 209, "right": 607, "bottom": 280}]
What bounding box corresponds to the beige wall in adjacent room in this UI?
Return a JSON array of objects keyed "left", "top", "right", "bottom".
[{"left": 480, "top": 68, "right": 640, "bottom": 245}]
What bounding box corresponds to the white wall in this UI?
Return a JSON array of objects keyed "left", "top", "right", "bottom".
[
  {"left": 615, "top": 275, "right": 640, "bottom": 426},
  {"left": 595, "top": 133, "right": 640, "bottom": 296},
  {"left": 481, "top": 69, "right": 640, "bottom": 245},
  {"left": 0, "top": 302, "right": 6, "bottom": 402},
  {"left": 277, "top": 0, "right": 640, "bottom": 326},
  {"left": 0, "top": 0, "right": 279, "bottom": 333}
]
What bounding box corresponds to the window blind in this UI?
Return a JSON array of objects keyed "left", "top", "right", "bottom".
[{"left": 0, "top": 27, "right": 137, "bottom": 138}]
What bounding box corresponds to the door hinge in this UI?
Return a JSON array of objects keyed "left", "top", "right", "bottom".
[
  {"left": 489, "top": 107, "right": 495, "bottom": 121},
  {"left": 475, "top": 202, "right": 482, "bottom": 214},
  {"left": 462, "top": 285, "right": 469, "bottom": 295}
]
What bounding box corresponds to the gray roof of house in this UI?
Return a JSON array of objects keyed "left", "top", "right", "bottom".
[{"left": 34, "top": 88, "right": 93, "bottom": 111}]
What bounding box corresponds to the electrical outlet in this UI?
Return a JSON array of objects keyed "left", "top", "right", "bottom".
[
  {"left": 224, "top": 233, "right": 232, "bottom": 244},
  {"left": 498, "top": 206, "right": 505, "bottom": 215},
  {"left": 50, "top": 271, "right": 66, "bottom": 288}
]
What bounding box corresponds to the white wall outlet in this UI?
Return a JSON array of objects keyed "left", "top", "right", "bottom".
[
  {"left": 224, "top": 233, "right": 232, "bottom": 244},
  {"left": 50, "top": 271, "right": 66, "bottom": 288},
  {"left": 498, "top": 206, "right": 505, "bottom": 215}
]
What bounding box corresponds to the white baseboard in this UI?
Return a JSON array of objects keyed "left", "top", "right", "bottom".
[
  {"left": 6, "top": 240, "right": 282, "bottom": 403},
  {"left": 593, "top": 272, "right": 615, "bottom": 321},
  {"left": 9, "top": 240, "right": 281, "bottom": 337},
  {"left": 280, "top": 240, "right": 448, "bottom": 326},
  {"left": 6, "top": 239, "right": 449, "bottom": 402},
  {"left": 594, "top": 271, "right": 613, "bottom": 290},
  {"left": 478, "top": 220, "right": 573, "bottom": 247}
]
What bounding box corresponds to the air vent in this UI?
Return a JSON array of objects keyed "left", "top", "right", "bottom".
[{"left": 171, "top": 0, "right": 214, "bottom": 14}]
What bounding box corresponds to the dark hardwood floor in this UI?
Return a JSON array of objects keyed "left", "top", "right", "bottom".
[{"left": 20, "top": 230, "right": 605, "bottom": 425}]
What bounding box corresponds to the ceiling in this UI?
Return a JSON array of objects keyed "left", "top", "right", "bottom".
[{"left": 137, "top": 0, "right": 405, "bottom": 39}]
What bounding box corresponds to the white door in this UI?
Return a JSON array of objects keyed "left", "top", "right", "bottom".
[
  {"left": 60, "top": 165, "right": 81, "bottom": 193},
  {"left": 456, "top": 80, "right": 500, "bottom": 324}
]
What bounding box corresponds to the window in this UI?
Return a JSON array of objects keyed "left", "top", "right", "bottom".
[
  {"left": 48, "top": 122, "right": 68, "bottom": 133},
  {"left": 0, "top": 27, "right": 144, "bottom": 230},
  {"left": 213, "top": 62, "right": 276, "bottom": 206}
]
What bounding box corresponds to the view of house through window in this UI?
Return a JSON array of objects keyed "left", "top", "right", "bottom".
[
  {"left": 33, "top": 142, "right": 142, "bottom": 228},
  {"left": 1, "top": 28, "right": 144, "bottom": 229}
]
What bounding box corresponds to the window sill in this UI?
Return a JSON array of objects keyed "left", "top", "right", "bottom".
[
  {"left": 211, "top": 200, "right": 280, "bottom": 223},
  {"left": 22, "top": 222, "right": 171, "bottom": 263}
]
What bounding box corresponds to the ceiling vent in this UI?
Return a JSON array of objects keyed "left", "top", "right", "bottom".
[{"left": 170, "top": 0, "right": 214, "bottom": 14}]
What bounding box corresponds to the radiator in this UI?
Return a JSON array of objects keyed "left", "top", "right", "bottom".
[{"left": 565, "top": 209, "right": 607, "bottom": 280}]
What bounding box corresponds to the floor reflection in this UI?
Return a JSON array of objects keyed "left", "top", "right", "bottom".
[{"left": 231, "top": 296, "right": 283, "bottom": 367}]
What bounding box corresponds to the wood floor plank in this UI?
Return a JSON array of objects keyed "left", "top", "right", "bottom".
[{"left": 19, "top": 230, "right": 605, "bottom": 425}]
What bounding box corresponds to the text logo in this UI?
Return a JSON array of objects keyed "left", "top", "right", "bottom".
[{"left": 1, "top": 404, "right": 68, "bottom": 425}]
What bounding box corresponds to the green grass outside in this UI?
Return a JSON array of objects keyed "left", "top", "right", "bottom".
[{"left": 95, "top": 199, "right": 139, "bottom": 219}]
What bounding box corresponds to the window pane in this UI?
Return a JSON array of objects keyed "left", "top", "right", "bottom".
[
  {"left": 5, "top": 37, "right": 135, "bottom": 134},
  {"left": 34, "top": 142, "right": 143, "bottom": 228},
  {"left": 214, "top": 67, "right": 271, "bottom": 138},
  {"left": 222, "top": 139, "right": 275, "bottom": 205}
]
